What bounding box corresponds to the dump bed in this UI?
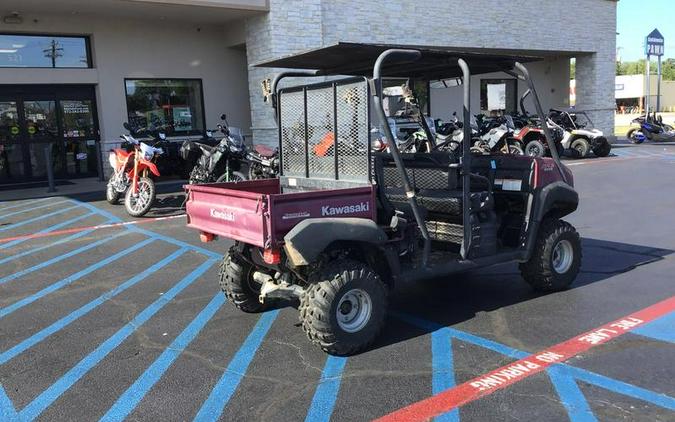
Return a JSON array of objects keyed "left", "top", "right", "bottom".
[{"left": 185, "top": 178, "right": 376, "bottom": 249}]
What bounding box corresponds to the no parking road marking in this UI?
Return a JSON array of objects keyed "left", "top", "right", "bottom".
[{"left": 377, "top": 295, "right": 675, "bottom": 422}]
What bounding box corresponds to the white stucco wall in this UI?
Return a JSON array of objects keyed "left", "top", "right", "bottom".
[{"left": 0, "top": 15, "right": 252, "bottom": 149}]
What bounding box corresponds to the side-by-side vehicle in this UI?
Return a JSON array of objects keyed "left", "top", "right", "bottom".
[{"left": 184, "top": 43, "right": 582, "bottom": 355}]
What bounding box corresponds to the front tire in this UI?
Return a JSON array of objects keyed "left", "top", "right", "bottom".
[
  {"left": 216, "top": 171, "right": 248, "bottom": 183},
  {"left": 519, "top": 219, "right": 582, "bottom": 292},
  {"left": 124, "top": 177, "right": 155, "bottom": 217},
  {"left": 626, "top": 128, "right": 645, "bottom": 144},
  {"left": 219, "top": 247, "right": 267, "bottom": 313},
  {"left": 106, "top": 183, "right": 120, "bottom": 205},
  {"left": 300, "top": 259, "right": 387, "bottom": 356}
]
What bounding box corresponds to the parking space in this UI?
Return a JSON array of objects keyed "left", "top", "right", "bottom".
[{"left": 0, "top": 144, "right": 674, "bottom": 421}]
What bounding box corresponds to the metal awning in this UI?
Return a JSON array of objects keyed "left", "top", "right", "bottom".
[{"left": 254, "top": 42, "right": 544, "bottom": 79}]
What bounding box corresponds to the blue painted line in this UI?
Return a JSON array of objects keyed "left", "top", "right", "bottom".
[
  {"left": 100, "top": 293, "right": 225, "bottom": 422},
  {"left": 0, "top": 229, "right": 127, "bottom": 286},
  {"left": 305, "top": 356, "right": 348, "bottom": 422},
  {"left": 0, "top": 385, "right": 18, "bottom": 421},
  {"left": 392, "top": 312, "right": 528, "bottom": 360},
  {"left": 193, "top": 309, "right": 279, "bottom": 422},
  {"left": 0, "top": 205, "right": 79, "bottom": 233},
  {"left": 0, "top": 247, "right": 187, "bottom": 366},
  {"left": 0, "top": 200, "right": 69, "bottom": 220},
  {"left": 547, "top": 366, "right": 597, "bottom": 422},
  {"left": 431, "top": 327, "right": 458, "bottom": 422},
  {"left": 0, "top": 211, "right": 95, "bottom": 250},
  {"left": 0, "top": 226, "right": 101, "bottom": 266},
  {"left": 565, "top": 365, "right": 675, "bottom": 410},
  {"left": 632, "top": 312, "right": 675, "bottom": 343},
  {"left": 0, "top": 237, "right": 154, "bottom": 319},
  {"left": 69, "top": 197, "right": 221, "bottom": 259},
  {"left": 19, "top": 258, "right": 217, "bottom": 420},
  {"left": 0, "top": 197, "right": 52, "bottom": 213}
]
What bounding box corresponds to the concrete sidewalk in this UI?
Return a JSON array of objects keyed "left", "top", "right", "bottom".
[{"left": 0, "top": 177, "right": 185, "bottom": 202}]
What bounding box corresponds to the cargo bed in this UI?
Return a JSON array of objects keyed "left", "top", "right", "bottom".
[{"left": 185, "top": 178, "right": 376, "bottom": 249}]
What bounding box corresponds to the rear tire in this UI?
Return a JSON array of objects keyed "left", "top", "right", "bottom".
[
  {"left": 300, "top": 258, "right": 387, "bottom": 356},
  {"left": 216, "top": 171, "right": 247, "bottom": 183},
  {"left": 124, "top": 177, "right": 155, "bottom": 217},
  {"left": 525, "top": 140, "right": 545, "bottom": 157},
  {"left": 570, "top": 138, "right": 590, "bottom": 158},
  {"left": 507, "top": 143, "right": 524, "bottom": 155},
  {"left": 219, "top": 247, "right": 267, "bottom": 313},
  {"left": 592, "top": 137, "right": 611, "bottom": 157},
  {"left": 106, "top": 183, "right": 120, "bottom": 205},
  {"left": 519, "top": 219, "right": 582, "bottom": 292}
]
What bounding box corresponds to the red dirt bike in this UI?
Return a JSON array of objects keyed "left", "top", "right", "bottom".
[{"left": 106, "top": 123, "right": 163, "bottom": 217}]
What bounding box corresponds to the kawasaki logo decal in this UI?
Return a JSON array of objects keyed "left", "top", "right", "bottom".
[
  {"left": 321, "top": 202, "right": 369, "bottom": 216},
  {"left": 210, "top": 208, "right": 235, "bottom": 222}
]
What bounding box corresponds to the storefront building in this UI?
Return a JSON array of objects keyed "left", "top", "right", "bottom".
[{"left": 0, "top": 0, "right": 617, "bottom": 185}]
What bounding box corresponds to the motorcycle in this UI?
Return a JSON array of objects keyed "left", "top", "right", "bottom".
[
  {"left": 626, "top": 112, "right": 675, "bottom": 144},
  {"left": 247, "top": 145, "right": 279, "bottom": 179},
  {"left": 106, "top": 123, "right": 164, "bottom": 217},
  {"left": 180, "top": 114, "right": 248, "bottom": 184},
  {"left": 470, "top": 115, "right": 524, "bottom": 155}
]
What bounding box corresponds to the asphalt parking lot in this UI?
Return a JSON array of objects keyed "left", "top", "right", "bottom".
[{"left": 1, "top": 143, "right": 674, "bottom": 421}]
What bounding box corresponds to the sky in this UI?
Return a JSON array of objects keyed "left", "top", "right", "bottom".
[{"left": 617, "top": 0, "right": 672, "bottom": 61}]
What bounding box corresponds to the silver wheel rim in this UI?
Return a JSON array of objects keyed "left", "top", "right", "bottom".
[
  {"left": 527, "top": 144, "right": 541, "bottom": 156},
  {"left": 552, "top": 239, "right": 574, "bottom": 274},
  {"left": 129, "top": 181, "right": 151, "bottom": 212},
  {"left": 336, "top": 288, "right": 372, "bottom": 333}
]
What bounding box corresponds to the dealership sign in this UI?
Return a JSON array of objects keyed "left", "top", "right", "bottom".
[{"left": 645, "top": 28, "right": 664, "bottom": 56}]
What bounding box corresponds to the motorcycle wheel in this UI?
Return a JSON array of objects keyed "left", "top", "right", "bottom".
[
  {"left": 626, "top": 128, "right": 645, "bottom": 144},
  {"left": 106, "top": 183, "right": 120, "bottom": 205},
  {"left": 216, "top": 171, "right": 247, "bottom": 183},
  {"left": 124, "top": 177, "right": 156, "bottom": 217},
  {"left": 525, "top": 140, "right": 545, "bottom": 157}
]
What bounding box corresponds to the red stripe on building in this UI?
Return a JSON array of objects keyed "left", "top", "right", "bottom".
[{"left": 376, "top": 296, "right": 675, "bottom": 422}]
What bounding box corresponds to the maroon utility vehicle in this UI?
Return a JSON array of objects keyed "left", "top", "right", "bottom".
[{"left": 184, "top": 43, "right": 581, "bottom": 355}]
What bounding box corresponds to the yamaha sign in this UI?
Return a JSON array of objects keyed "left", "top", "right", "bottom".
[{"left": 645, "top": 28, "right": 664, "bottom": 57}]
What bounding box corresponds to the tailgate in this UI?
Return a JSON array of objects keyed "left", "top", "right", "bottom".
[{"left": 185, "top": 180, "right": 278, "bottom": 248}]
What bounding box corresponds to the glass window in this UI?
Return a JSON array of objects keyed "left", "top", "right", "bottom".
[
  {"left": 480, "top": 79, "right": 518, "bottom": 113},
  {"left": 24, "top": 100, "right": 58, "bottom": 140},
  {"left": 125, "top": 79, "right": 205, "bottom": 135},
  {"left": 0, "top": 34, "right": 90, "bottom": 68},
  {"left": 61, "top": 100, "right": 95, "bottom": 138},
  {"left": 0, "top": 101, "right": 20, "bottom": 142}
]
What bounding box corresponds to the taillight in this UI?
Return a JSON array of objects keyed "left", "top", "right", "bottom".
[
  {"left": 199, "top": 232, "right": 217, "bottom": 243},
  {"left": 263, "top": 248, "right": 281, "bottom": 264}
]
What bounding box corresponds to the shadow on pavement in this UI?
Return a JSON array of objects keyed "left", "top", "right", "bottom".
[{"left": 369, "top": 237, "right": 673, "bottom": 353}]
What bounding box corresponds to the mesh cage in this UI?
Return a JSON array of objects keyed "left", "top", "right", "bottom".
[
  {"left": 279, "top": 90, "right": 306, "bottom": 177},
  {"left": 278, "top": 78, "right": 370, "bottom": 182}
]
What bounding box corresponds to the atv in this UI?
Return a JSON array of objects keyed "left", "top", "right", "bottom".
[
  {"left": 548, "top": 108, "right": 611, "bottom": 158},
  {"left": 184, "top": 43, "right": 582, "bottom": 356}
]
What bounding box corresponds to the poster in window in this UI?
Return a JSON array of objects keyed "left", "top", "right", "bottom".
[
  {"left": 487, "top": 83, "right": 506, "bottom": 111},
  {"left": 173, "top": 107, "right": 193, "bottom": 131}
]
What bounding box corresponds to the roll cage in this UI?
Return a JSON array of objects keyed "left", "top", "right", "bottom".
[{"left": 256, "top": 42, "right": 569, "bottom": 266}]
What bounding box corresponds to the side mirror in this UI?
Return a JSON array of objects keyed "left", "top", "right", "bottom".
[
  {"left": 123, "top": 122, "right": 131, "bottom": 131},
  {"left": 220, "top": 113, "right": 227, "bottom": 121}
]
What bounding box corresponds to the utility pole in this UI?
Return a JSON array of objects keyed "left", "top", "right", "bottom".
[{"left": 42, "top": 39, "right": 63, "bottom": 68}]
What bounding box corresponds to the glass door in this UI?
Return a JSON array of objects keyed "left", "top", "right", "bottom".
[
  {"left": 0, "top": 100, "right": 24, "bottom": 183},
  {"left": 22, "top": 100, "right": 59, "bottom": 179},
  {"left": 60, "top": 99, "right": 98, "bottom": 177}
]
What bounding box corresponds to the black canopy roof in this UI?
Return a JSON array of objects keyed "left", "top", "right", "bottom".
[{"left": 255, "top": 42, "right": 543, "bottom": 79}]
